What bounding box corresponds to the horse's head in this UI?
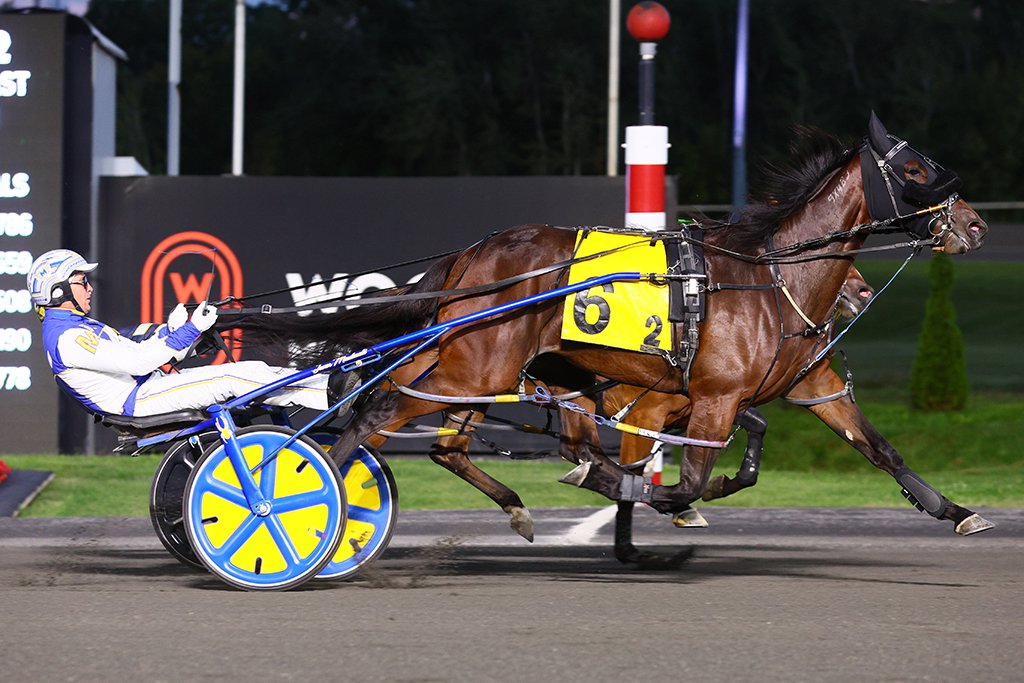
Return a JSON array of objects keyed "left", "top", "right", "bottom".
[
  {"left": 860, "top": 112, "right": 987, "bottom": 254},
  {"left": 838, "top": 265, "right": 874, "bottom": 320}
]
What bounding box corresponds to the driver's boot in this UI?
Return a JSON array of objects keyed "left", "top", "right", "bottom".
[{"left": 327, "top": 370, "right": 362, "bottom": 413}]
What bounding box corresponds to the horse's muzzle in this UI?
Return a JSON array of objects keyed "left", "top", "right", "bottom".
[{"left": 935, "top": 205, "right": 988, "bottom": 254}]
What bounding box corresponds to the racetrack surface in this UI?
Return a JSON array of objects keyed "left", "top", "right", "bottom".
[{"left": 2, "top": 506, "right": 1021, "bottom": 682}]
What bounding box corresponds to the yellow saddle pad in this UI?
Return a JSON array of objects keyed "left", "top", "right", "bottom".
[{"left": 561, "top": 230, "right": 670, "bottom": 354}]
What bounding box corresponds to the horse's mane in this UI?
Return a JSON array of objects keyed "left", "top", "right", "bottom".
[
  {"left": 225, "top": 251, "right": 459, "bottom": 365},
  {"left": 703, "top": 126, "right": 856, "bottom": 253}
]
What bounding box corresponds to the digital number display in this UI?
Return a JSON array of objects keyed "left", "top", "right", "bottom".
[{"left": 0, "top": 15, "right": 67, "bottom": 452}]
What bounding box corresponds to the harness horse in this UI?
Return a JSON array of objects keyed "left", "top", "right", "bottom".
[
  {"left": 237, "top": 114, "right": 992, "bottom": 554},
  {"left": 361, "top": 263, "right": 873, "bottom": 554}
]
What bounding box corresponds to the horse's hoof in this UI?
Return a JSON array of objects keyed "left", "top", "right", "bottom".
[
  {"left": 559, "top": 462, "right": 591, "bottom": 487},
  {"left": 614, "top": 543, "right": 643, "bottom": 564},
  {"left": 504, "top": 505, "right": 534, "bottom": 542},
  {"left": 671, "top": 507, "right": 708, "bottom": 528},
  {"left": 955, "top": 513, "right": 995, "bottom": 536},
  {"left": 701, "top": 475, "right": 727, "bottom": 501}
]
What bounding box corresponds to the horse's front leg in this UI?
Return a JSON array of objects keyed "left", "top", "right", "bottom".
[
  {"left": 702, "top": 407, "right": 769, "bottom": 502},
  {"left": 799, "top": 370, "right": 994, "bottom": 535},
  {"left": 428, "top": 408, "right": 534, "bottom": 542},
  {"left": 648, "top": 395, "right": 742, "bottom": 516}
]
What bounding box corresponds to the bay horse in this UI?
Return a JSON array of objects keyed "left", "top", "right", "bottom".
[
  {"left": 362, "top": 263, "right": 875, "bottom": 551},
  {"left": 235, "top": 114, "right": 991, "bottom": 547}
]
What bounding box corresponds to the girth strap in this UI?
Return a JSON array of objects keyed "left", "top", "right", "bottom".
[{"left": 664, "top": 222, "right": 707, "bottom": 392}]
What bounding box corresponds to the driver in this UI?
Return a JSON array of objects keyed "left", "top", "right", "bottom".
[{"left": 28, "top": 249, "right": 341, "bottom": 417}]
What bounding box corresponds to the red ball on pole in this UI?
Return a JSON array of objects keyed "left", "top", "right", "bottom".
[{"left": 626, "top": 2, "right": 671, "bottom": 43}]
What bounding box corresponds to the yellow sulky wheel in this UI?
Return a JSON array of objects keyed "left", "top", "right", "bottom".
[
  {"left": 309, "top": 442, "right": 398, "bottom": 582},
  {"left": 183, "top": 426, "right": 346, "bottom": 591}
]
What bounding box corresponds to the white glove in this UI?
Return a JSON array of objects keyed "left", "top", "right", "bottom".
[
  {"left": 171, "top": 342, "right": 193, "bottom": 363},
  {"left": 166, "top": 303, "right": 188, "bottom": 331},
  {"left": 190, "top": 301, "right": 219, "bottom": 332}
]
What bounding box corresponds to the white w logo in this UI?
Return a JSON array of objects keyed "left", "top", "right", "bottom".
[
  {"left": 285, "top": 273, "right": 349, "bottom": 317},
  {"left": 285, "top": 272, "right": 412, "bottom": 317}
]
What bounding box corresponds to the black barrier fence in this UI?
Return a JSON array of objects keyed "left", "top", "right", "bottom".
[{"left": 88, "top": 175, "right": 676, "bottom": 456}]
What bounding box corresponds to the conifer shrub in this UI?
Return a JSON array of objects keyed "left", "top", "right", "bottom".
[{"left": 909, "top": 252, "right": 968, "bottom": 410}]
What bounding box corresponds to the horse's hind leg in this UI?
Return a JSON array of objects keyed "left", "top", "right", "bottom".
[
  {"left": 429, "top": 408, "right": 534, "bottom": 542},
  {"left": 329, "top": 389, "right": 444, "bottom": 468},
  {"left": 555, "top": 397, "right": 636, "bottom": 500},
  {"left": 702, "top": 407, "right": 768, "bottom": 502},
  {"left": 798, "top": 369, "right": 994, "bottom": 535},
  {"left": 554, "top": 397, "right": 650, "bottom": 562},
  {"left": 613, "top": 410, "right": 679, "bottom": 562}
]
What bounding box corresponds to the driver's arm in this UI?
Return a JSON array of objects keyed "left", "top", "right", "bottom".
[{"left": 57, "top": 320, "right": 202, "bottom": 376}]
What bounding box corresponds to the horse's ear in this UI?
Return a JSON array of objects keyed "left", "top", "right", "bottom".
[{"left": 868, "top": 111, "right": 892, "bottom": 154}]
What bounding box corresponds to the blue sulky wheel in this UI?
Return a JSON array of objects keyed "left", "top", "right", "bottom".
[
  {"left": 309, "top": 440, "right": 398, "bottom": 582},
  {"left": 183, "top": 426, "right": 346, "bottom": 591}
]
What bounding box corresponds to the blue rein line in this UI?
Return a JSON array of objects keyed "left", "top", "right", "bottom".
[{"left": 813, "top": 246, "right": 923, "bottom": 365}]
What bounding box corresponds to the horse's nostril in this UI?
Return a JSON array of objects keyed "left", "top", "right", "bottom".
[{"left": 859, "top": 288, "right": 872, "bottom": 299}]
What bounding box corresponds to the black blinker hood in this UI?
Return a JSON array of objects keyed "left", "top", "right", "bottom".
[
  {"left": 859, "top": 111, "right": 960, "bottom": 238},
  {"left": 902, "top": 168, "right": 962, "bottom": 207}
]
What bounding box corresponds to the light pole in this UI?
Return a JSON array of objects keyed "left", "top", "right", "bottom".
[
  {"left": 232, "top": 0, "right": 246, "bottom": 176},
  {"left": 167, "top": 0, "right": 181, "bottom": 175},
  {"left": 731, "top": 0, "right": 750, "bottom": 216}
]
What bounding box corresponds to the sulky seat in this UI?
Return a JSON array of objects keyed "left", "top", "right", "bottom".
[{"left": 54, "top": 377, "right": 210, "bottom": 447}]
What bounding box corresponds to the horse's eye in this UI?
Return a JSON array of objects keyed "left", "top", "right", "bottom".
[{"left": 904, "top": 162, "right": 926, "bottom": 180}]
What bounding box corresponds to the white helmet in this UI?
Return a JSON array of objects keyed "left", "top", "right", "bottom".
[{"left": 27, "top": 249, "right": 98, "bottom": 307}]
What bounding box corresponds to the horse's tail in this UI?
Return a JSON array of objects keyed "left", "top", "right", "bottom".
[{"left": 224, "top": 252, "right": 459, "bottom": 365}]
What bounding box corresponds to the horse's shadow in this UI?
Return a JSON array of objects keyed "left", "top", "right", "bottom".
[
  {"left": 356, "top": 542, "right": 979, "bottom": 590},
  {"left": 50, "top": 541, "right": 979, "bottom": 592}
]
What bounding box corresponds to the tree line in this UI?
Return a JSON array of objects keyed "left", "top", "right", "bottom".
[{"left": 86, "top": 0, "right": 1024, "bottom": 205}]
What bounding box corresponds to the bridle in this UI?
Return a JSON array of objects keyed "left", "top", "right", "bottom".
[
  {"left": 859, "top": 114, "right": 963, "bottom": 242},
  {"left": 720, "top": 124, "right": 966, "bottom": 413}
]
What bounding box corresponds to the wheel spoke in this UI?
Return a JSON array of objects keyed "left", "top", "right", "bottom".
[
  {"left": 196, "top": 471, "right": 249, "bottom": 508},
  {"left": 206, "top": 514, "right": 264, "bottom": 562},
  {"left": 272, "top": 489, "right": 331, "bottom": 514},
  {"left": 346, "top": 504, "right": 389, "bottom": 525},
  {"left": 263, "top": 513, "right": 301, "bottom": 565}
]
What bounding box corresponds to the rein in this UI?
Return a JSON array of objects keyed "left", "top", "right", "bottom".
[
  {"left": 211, "top": 246, "right": 465, "bottom": 307},
  {"left": 697, "top": 199, "right": 953, "bottom": 266},
  {"left": 216, "top": 231, "right": 658, "bottom": 317},
  {"left": 215, "top": 197, "right": 949, "bottom": 319},
  {"left": 809, "top": 245, "right": 922, "bottom": 365}
]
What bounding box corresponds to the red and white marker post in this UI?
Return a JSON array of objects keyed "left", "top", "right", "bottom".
[
  {"left": 623, "top": 2, "right": 671, "bottom": 482},
  {"left": 624, "top": 1, "right": 671, "bottom": 232}
]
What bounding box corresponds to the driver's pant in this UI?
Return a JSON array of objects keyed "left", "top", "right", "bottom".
[{"left": 128, "top": 361, "right": 328, "bottom": 416}]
